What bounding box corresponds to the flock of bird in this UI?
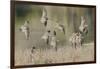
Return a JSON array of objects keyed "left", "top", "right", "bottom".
[{"left": 19, "top": 7, "right": 88, "bottom": 52}]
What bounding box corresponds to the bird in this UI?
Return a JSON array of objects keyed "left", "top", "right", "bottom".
[
  {"left": 40, "top": 7, "right": 48, "bottom": 27},
  {"left": 31, "top": 46, "right": 36, "bottom": 54},
  {"left": 41, "top": 29, "right": 58, "bottom": 51},
  {"left": 40, "top": 7, "right": 65, "bottom": 35},
  {"left": 79, "top": 16, "right": 88, "bottom": 34},
  {"left": 19, "top": 20, "right": 30, "bottom": 40},
  {"left": 41, "top": 30, "right": 51, "bottom": 45},
  {"left": 75, "top": 32, "right": 83, "bottom": 47},
  {"left": 50, "top": 31, "right": 58, "bottom": 51},
  {"left": 30, "top": 46, "right": 36, "bottom": 64},
  {"left": 56, "top": 24, "right": 65, "bottom": 34},
  {"left": 69, "top": 32, "right": 83, "bottom": 49}
]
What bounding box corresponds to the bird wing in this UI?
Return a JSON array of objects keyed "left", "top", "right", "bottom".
[
  {"left": 42, "top": 7, "right": 47, "bottom": 18},
  {"left": 56, "top": 24, "right": 65, "bottom": 34}
]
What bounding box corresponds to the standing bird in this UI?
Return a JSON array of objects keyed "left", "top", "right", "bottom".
[
  {"left": 31, "top": 46, "right": 36, "bottom": 54},
  {"left": 19, "top": 20, "right": 30, "bottom": 40},
  {"left": 75, "top": 32, "right": 83, "bottom": 47},
  {"left": 41, "top": 30, "right": 58, "bottom": 51},
  {"left": 41, "top": 30, "right": 51, "bottom": 45},
  {"left": 69, "top": 33, "right": 77, "bottom": 48},
  {"left": 30, "top": 46, "right": 36, "bottom": 63},
  {"left": 50, "top": 31, "right": 58, "bottom": 51},
  {"left": 69, "top": 32, "right": 83, "bottom": 49}
]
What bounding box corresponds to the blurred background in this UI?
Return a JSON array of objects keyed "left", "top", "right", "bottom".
[{"left": 15, "top": 4, "right": 95, "bottom": 43}]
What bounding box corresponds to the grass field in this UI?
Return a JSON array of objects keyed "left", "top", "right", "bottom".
[
  {"left": 15, "top": 42, "right": 94, "bottom": 65},
  {"left": 15, "top": 6, "right": 95, "bottom": 66},
  {"left": 15, "top": 14, "right": 94, "bottom": 65},
  {"left": 15, "top": 24, "right": 94, "bottom": 65}
]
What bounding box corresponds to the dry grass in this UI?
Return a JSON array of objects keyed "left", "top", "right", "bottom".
[
  {"left": 15, "top": 18, "right": 94, "bottom": 66},
  {"left": 15, "top": 42, "right": 94, "bottom": 65}
]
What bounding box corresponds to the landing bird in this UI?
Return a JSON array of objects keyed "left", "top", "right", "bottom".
[
  {"left": 40, "top": 7, "right": 65, "bottom": 35},
  {"left": 56, "top": 24, "right": 65, "bottom": 34},
  {"left": 79, "top": 16, "right": 88, "bottom": 34},
  {"left": 40, "top": 7, "right": 48, "bottom": 27},
  {"left": 19, "top": 20, "right": 30, "bottom": 40}
]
